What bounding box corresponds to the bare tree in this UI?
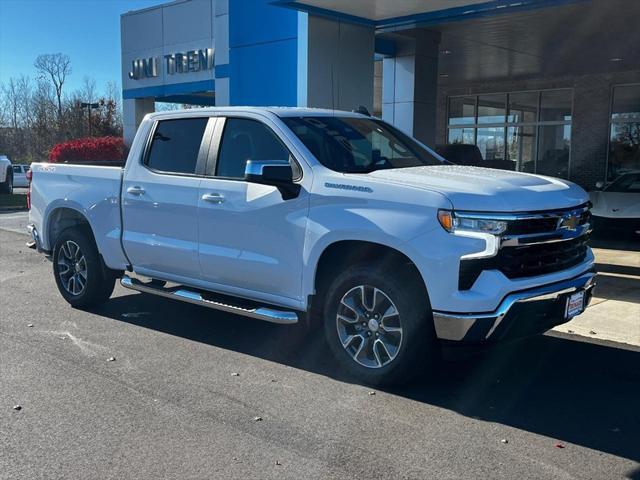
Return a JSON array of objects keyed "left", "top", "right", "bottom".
[
  {"left": 17, "top": 75, "right": 33, "bottom": 129},
  {"left": 2, "top": 78, "right": 20, "bottom": 129},
  {"left": 103, "top": 81, "right": 123, "bottom": 135},
  {"left": 81, "top": 76, "right": 96, "bottom": 103},
  {"left": 34, "top": 53, "right": 71, "bottom": 121},
  {"left": 0, "top": 67, "right": 123, "bottom": 163}
]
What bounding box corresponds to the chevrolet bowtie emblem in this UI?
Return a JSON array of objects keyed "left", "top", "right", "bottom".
[{"left": 559, "top": 213, "right": 579, "bottom": 231}]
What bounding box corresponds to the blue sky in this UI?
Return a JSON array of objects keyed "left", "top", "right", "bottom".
[{"left": 0, "top": 0, "right": 165, "bottom": 95}]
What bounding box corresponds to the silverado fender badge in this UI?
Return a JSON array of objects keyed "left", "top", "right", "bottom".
[{"left": 324, "top": 182, "right": 373, "bottom": 193}]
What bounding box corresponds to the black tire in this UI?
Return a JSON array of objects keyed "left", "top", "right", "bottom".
[
  {"left": 322, "top": 264, "right": 439, "bottom": 387},
  {"left": 1, "top": 171, "right": 13, "bottom": 194},
  {"left": 52, "top": 228, "right": 115, "bottom": 308}
]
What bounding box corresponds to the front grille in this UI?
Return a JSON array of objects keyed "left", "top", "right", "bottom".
[
  {"left": 506, "top": 217, "right": 559, "bottom": 235},
  {"left": 459, "top": 235, "right": 589, "bottom": 289},
  {"left": 498, "top": 235, "right": 589, "bottom": 278},
  {"left": 458, "top": 204, "right": 591, "bottom": 290}
]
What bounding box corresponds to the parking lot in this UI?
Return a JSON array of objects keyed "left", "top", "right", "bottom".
[{"left": 1, "top": 211, "right": 639, "bottom": 479}]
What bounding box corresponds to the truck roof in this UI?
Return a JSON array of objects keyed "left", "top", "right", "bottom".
[{"left": 146, "top": 106, "right": 370, "bottom": 121}]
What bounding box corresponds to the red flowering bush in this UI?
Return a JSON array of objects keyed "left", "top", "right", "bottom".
[{"left": 49, "top": 137, "right": 128, "bottom": 164}]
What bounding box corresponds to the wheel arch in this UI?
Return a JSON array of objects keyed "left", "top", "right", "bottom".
[
  {"left": 46, "top": 206, "right": 98, "bottom": 252},
  {"left": 309, "top": 239, "right": 429, "bottom": 314}
]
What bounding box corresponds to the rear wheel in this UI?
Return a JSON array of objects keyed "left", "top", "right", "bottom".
[
  {"left": 322, "top": 264, "right": 439, "bottom": 386},
  {"left": 53, "top": 228, "right": 115, "bottom": 307}
]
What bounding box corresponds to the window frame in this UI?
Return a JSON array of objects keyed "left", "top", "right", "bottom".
[
  {"left": 446, "top": 88, "right": 573, "bottom": 177},
  {"left": 205, "top": 116, "right": 303, "bottom": 182},
  {"left": 141, "top": 116, "right": 215, "bottom": 178}
]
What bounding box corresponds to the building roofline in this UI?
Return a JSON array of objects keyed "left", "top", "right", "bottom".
[{"left": 120, "top": 0, "right": 192, "bottom": 18}]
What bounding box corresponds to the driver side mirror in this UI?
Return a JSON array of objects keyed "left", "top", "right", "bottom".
[{"left": 244, "top": 160, "right": 300, "bottom": 200}]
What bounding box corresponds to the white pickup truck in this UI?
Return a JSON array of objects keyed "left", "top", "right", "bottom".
[{"left": 29, "top": 107, "right": 595, "bottom": 385}]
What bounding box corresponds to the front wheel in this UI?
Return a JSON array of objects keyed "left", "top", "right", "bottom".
[
  {"left": 53, "top": 228, "right": 115, "bottom": 308},
  {"left": 323, "top": 265, "right": 439, "bottom": 386}
]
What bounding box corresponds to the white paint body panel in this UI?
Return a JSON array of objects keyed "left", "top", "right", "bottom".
[
  {"left": 28, "top": 163, "right": 129, "bottom": 270},
  {"left": 30, "top": 107, "right": 594, "bottom": 315}
]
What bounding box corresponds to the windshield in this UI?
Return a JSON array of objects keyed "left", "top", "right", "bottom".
[
  {"left": 282, "top": 116, "right": 445, "bottom": 173},
  {"left": 605, "top": 173, "right": 640, "bottom": 193}
]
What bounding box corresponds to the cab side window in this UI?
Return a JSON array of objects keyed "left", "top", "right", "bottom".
[
  {"left": 216, "top": 118, "right": 299, "bottom": 179},
  {"left": 145, "top": 118, "right": 208, "bottom": 175}
]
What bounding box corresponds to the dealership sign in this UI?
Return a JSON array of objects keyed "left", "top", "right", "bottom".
[{"left": 128, "top": 48, "right": 214, "bottom": 80}]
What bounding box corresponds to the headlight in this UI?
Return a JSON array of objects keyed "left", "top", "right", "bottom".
[{"left": 438, "top": 210, "right": 507, "bottom": 235}]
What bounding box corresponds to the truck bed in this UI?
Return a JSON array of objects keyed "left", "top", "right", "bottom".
[{"left": 29, "top": 163, "right": 129, "bottom": 270}]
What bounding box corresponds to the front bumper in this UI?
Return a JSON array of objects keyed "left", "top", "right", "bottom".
[{"left": 433, "top": 271, "right": 596, "bottom": 343}]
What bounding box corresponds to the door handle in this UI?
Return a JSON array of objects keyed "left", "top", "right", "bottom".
[
  {"left": 202, "top": 193, "right": 225, "bottom": 204},
  {"left": 126, "top": 186, "right": 145, "bottom": 196}
]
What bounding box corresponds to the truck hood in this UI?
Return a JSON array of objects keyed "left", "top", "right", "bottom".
[{"left": 367, "top": 165, "right": 588, "bottom": 212}]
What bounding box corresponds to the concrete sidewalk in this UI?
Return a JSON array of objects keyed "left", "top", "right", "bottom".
[{"left": 554, "top": 248, "right": 640, "bottom": 346}]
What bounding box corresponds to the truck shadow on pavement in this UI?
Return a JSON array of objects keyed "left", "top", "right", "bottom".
[{"left": 97, "top": 292, "right": 640, "bottom": 466}]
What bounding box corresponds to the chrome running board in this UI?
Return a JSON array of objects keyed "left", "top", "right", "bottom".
[{"left": 120, "top": 276, "right": 298, "bottom": 325}]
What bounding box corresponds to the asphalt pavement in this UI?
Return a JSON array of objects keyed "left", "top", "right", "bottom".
[{"left": 1, "top": 214, "right": 639, "bottom": 479}]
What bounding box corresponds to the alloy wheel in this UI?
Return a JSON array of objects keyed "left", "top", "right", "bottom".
[
  {"left": 336, "top": 285, "right": 403, "bottom": 368},
  {"left": 57, "top": 240, "right": 87, "bottom": 296}
]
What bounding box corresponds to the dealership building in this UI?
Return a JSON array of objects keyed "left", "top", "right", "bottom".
[{"left": 121, "top": 0, "right": 640, "bottom": 188}]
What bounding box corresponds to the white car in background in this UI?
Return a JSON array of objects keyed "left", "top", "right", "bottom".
[
  {"left": 0, "top": 155, "right": 13, "bottom": 194},
  {"left": 12, "top": 164, "right": 30, "bottom": 188},
  {"left": 590, "top": 171, "right": 640, "bottom": 236}
]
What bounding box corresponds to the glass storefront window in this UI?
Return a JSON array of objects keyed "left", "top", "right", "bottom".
[
  {"left": 448, "top": 96, "right": 476, "bottom": 125},
  {"left": 478, "top": 94, "right": 506, "bottom": 124},
  {"left": 507, "top": 126, "right": 536, "bottom": 172},
  {"left": 448, "top": 128, "right": 475, "bottom": 145},
  {"left": 608, "top": 85, "right": 640, "bottom": 181},
  {"left": 508, "top": 92, "right": 538, "bottom": 123},
  {"left": 447, "top": 89, "right": 572, "bottom": 178},
  {"left": 611, "top": 84, "right": 640, "bottom": 120},
  {"left": 476, "top": 127, "right": 505, "bottom": 161},
  {"left": 609, "top": 123, "right": 640, "bottom": 180},
  {"left": 537, "top": 125, "right": 571, "bottom": 178},
  {"left": 540, "top": 89, "right": 572, "bottom": 122}
]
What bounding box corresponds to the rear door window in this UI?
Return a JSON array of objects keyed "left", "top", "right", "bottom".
[{"left": 146, "top": 118, "right": 209, "bottom": 175}]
